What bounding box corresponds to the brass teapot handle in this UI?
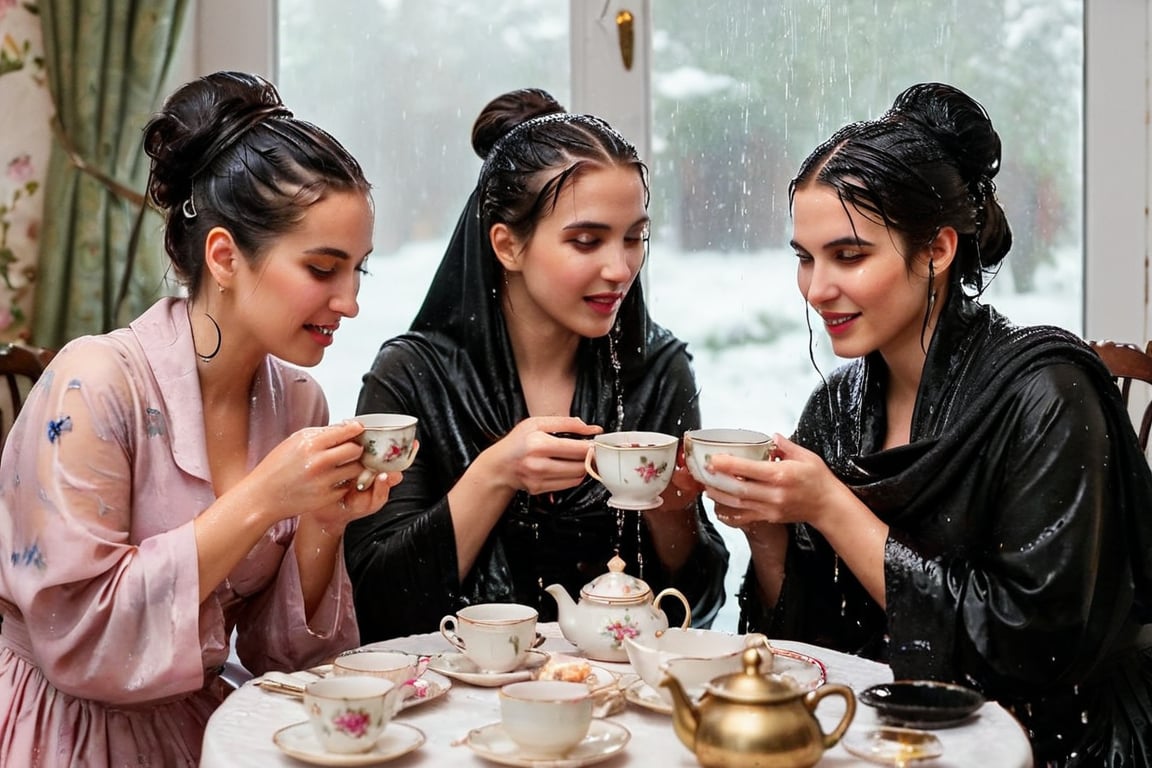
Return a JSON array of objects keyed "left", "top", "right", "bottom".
[
  {"left": 653, "top": 587, "right": 692, "bottom": 628},
  {"left": 804, "top": 683, "right": 857, "bottom": 749}
]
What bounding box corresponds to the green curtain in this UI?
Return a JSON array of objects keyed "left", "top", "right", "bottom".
[{"left": 32, "top": 0, "right": 190, "bottom": 348}]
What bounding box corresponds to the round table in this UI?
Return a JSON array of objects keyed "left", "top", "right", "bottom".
[{"left": 200, "top": 623, "right": 1033, "bottom": 767}]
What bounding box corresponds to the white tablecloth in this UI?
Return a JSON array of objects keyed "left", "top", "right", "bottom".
[{"left": 200, "top": 623, "right": 1033, "bottom": 767}]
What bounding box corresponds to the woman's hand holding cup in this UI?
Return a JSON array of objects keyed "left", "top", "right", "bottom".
[{"left": 352, "top": 414, "right": 419, "bottom": 490}]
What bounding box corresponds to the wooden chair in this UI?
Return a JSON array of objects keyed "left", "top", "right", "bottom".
[
  {"left": 1087, "top": 339, "right": 1152, "bottom": 452},
  {"left": 0, "top": 342, "right": 56, "bottom": 451}
]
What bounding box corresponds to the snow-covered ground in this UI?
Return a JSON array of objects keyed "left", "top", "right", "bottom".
[{"left": 311, "top": 240, "right": 1079, "bottom": 631}]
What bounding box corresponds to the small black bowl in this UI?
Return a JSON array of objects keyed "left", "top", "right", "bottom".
[{"left": 859, "top": 680, "right": 986, "bottom": 729}]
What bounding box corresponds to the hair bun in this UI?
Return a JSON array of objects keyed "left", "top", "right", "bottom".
[
  {"left": 889, "top": 82, "right": 1002, "bottom": 186},
  {"left": 144, "top": 71, "right": 285, "bottom": 211},
  {"left": 471, "top": 88, "right": 566, "bottom": 159}
]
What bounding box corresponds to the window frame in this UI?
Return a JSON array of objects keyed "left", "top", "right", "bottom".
[{"left": 194, "top": 0, "right": 1149, "bottom": 344}]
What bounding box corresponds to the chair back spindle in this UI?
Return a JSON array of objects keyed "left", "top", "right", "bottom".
[
  {"left": 1087, "top": 339, "right": 1152, "bottom": 453},
  {"left": 0, "top": 342, "right": 55, "bottom": 450}
]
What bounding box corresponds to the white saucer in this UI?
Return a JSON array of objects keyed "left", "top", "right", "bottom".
[
  {"left": 622, "top": 648, "right": 825, "bottom": 715},
  {"left": 841, "top": 727, "right": 945, "bottom": 765},
  {"left": 623, "top": 680, "right": 673, "bottom": 714},
  {"left": 272, "top": 721, "right": 425, "bottom": 766},
  {"left": 462, "top": 719, "right": 631, "bottom": 767},
  {"left": 256, "top": 670, "right": 452, "bottom": 711},
  {"left": 427, "top": 649, "right": 549, "bottom": 687}
]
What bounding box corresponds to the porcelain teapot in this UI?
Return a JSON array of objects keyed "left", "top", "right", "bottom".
[
  {"left": 663, "top": 646, "right": 855, "bottom": 768},
  {"left": 544, "top": 555, "right": 691, "bottom": 662}
]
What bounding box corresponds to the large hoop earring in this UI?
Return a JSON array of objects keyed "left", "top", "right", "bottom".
[{"left": 197, "top": 313, "right": 223, "bottom": 363}]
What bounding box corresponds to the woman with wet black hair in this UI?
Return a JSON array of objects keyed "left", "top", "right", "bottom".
[
  {"left": 696, "top": 83, "right": 1152, "bottom": 765},
  {"left": 346, "top": 88, "right": 728, "bottom": 641},
  {"left": 0, "top": 71, "right": 400, "bottom": 766}
]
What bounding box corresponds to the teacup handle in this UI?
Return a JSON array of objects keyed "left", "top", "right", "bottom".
[
  {"left": 531, "top": 632, "right": 546, "bottom": 649},
  {"left": 805, "top": 683, "right": 857, "bottom": 749},
  {"left": 584, "top": 446, "right": 605, "bottom": 484},
  {"left": 412, "top": 655, "right": 431, "bottom": 678},
  {"left": 653, "top": 587, "right": 692, "bottom": 629},
  {"left": 438, "top": 616, "right": 467, "bottom": 652}
]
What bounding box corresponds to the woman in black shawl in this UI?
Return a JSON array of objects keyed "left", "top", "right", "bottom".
[
  {"left": 345, "top": 89, "right": 728, "bottom": 642},
  {"left": 699, "top": 83, "right": 1152, "bottom": 766}
]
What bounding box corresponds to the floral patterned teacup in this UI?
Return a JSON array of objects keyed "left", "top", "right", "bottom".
[
  {"left": 352, "top": 413, "right": 419, "bottom": 490},
  {"left": 584, "top": 431, "right": 678, "bottom": 510},
  {"left": 683, "top": 428, "right": 776, "bottom": 495},
  {"left": 303, "top": 675, "right": 402, "bottom": 754},
  {"left": 439, "top": 602, "right": 544, "bottom": 673},
  {"left": 333, "top": 649, "right": 430, "bottom": 686}
]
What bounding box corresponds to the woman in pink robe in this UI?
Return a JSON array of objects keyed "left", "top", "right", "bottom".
[{"left": 0, "top": 71, "right": 399, "bottom": 766}]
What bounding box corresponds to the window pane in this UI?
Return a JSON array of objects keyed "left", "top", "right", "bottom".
[
  {"left": 646, "top": 0, "right": 1083, "bottom": 453},
  {"left": 645, "top": 1, "right": 1083, "bottom": 628},
  {"left": 277, "top": 2, "right": 1083, "bottom": 633},
  {"left": 277, "top": 0, "right": 569, "bottom": 417}
]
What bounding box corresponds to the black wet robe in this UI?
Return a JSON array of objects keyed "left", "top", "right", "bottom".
[
  {"left": 345, "top": 190, "right": 729, "bottom": 642},
  {"left": 740, "top": 291, "right": 1152, "bottom": 766}
]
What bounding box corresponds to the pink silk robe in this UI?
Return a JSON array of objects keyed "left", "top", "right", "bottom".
[{"left": 0, "top": 298, "right": 360, "bottom": 766}]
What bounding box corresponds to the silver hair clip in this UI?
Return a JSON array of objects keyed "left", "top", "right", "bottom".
[{"left": 182, "top": 188, "right": 198, "bottom": 219}]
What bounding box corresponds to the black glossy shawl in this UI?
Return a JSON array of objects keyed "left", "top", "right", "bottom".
[
  {"left": 345, "top": 190, "right": 728, "bottom": 641},
  {"left": 741, "top": 291, "right": 1152, "bottom": 764}
]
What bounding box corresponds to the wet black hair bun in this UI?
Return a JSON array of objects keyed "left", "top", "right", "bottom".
[
  {"left": 471, "top": 88, "right": 566, "bottom": 159},
  {"left": 889, "top": 82, "right": 1002, "bottom": 187},
  {"left": 143, "top": 71, "right": 285, "bottom": 211}
]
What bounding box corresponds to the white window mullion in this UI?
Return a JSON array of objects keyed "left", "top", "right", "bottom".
[
  {"left": 1084, "top": 0, "right": 1149, "bottom": 343},
  {"left": 569, "top": 0, "right": 653, "bottom": 162}
]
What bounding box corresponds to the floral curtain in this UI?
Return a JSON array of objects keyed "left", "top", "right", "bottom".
[
  {"left": 33, "top": 0, "right": 189, "bottom": 348},
  {"left": 0, "top": 3, "right": 49, "bottom": 341}
]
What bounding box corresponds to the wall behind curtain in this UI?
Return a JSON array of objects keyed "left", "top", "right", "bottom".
[{"left": 0, "top": 3, "right": 50, "bottom": 342}]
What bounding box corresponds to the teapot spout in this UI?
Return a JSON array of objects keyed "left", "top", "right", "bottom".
[
  {"left": 661, "top": 674, "right": 700, "bottom": 752},
  {"left": 544, "top": 583, "right": 576, "bottom": 631},
  {"left": 544, "top": 582, "right": 575, "bottom": 611}
]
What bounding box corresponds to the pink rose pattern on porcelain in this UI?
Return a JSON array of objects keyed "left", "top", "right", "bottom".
[
  {"left": 310, "top": 704, "right": 382, "bottom": 740},
  {"left": 602, "top": 615, "right": 641, "bottom": 648},
  {"left": 633, "top": 456, "right": 668, "bottom": 483},
  {"left": 365, "top": 436, "right": 410, "bottom": 463}
]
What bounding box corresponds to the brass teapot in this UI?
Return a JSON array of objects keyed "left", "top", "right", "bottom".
[{"left": 662, "top": 646, "right": 856, "bottom": 768}]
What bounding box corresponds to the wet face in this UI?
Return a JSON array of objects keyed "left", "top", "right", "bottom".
[
  {"left": 791, "top": 183, "right": 931, "bottom": 361},
  {"left": 500, "top": 164, "right": 648, "bottom": 340},
  {"left": 231, "top": 190, "right": 373, "bottom": 367}
]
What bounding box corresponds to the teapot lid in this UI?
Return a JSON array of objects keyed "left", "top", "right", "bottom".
[
  {"left": 705, "top": 647, "right": 801, "bottom": 703},
  {"left": 580, "top": 555, "right": 652, "bottom": 604}
]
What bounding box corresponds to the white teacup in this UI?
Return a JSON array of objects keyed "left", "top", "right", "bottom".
[
  {"left": 353, "top": 413, "right": 419, "bottom": 490},
  {"left": 500, "top": 680, "right": 593, "bottom": 756},
  {"left": 303, "top": 675, "right": 402, "bottom": 754},
  {"left": 584, "top": 431, "right": 678, "bottom": 510},
  {"left": 683, "top": 428, "right": 776, "bottom": 495},
  {"left": 660, "top": 638, "right": 775, "bottom": 702},
  {"left": 624, "top": 627, "right": 770, "bottom": 704},
  {"left": 333, "top": 649, "right": 429, "bottom": 686},
  {"left": 439, "top": 603, "right": 542, "bottom": 673}
]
